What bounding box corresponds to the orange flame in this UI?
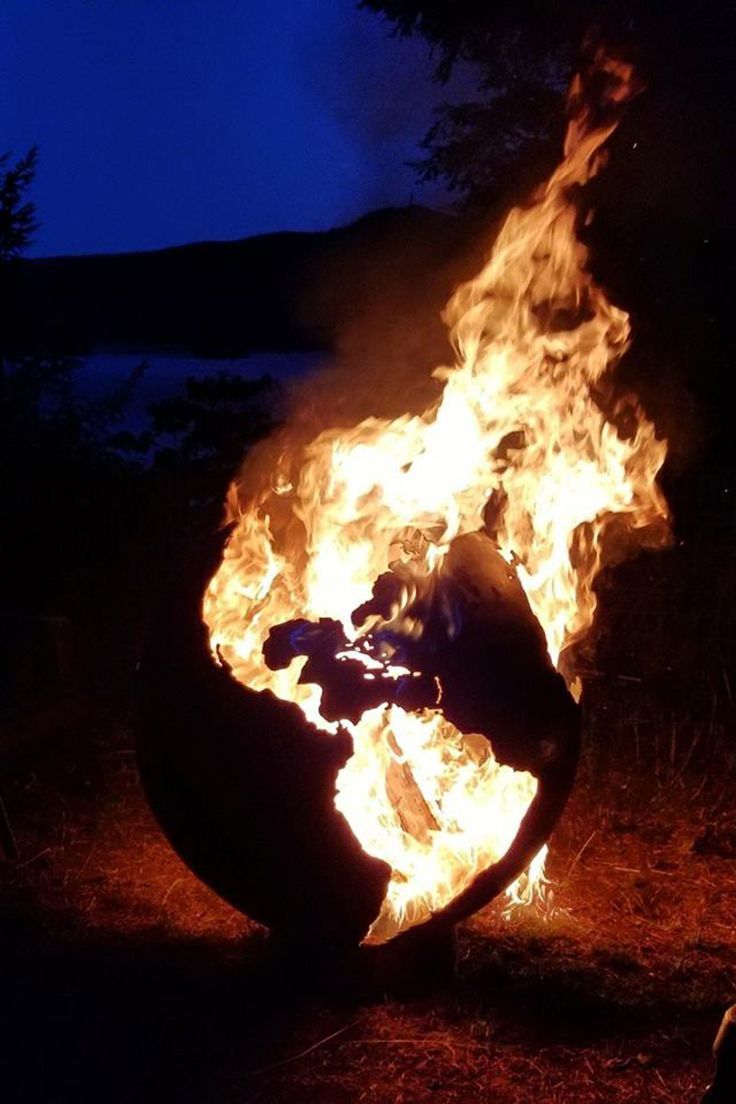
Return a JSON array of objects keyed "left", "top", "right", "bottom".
[{"left": 204, "top": 53, "right": 668, "bottom": 944}]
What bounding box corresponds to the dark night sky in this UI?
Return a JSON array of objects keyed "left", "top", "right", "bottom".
[{"left": 0, "top": 1, "right": 474, "bottom": 258}]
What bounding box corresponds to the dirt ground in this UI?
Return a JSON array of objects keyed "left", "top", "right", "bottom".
[{"left": 1, "top": 709, "right": 734, "bottom": 1104}]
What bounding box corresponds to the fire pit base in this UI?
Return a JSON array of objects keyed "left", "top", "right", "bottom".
[{"left": 267, "top": 919, "right": 458, "bottom": 999}]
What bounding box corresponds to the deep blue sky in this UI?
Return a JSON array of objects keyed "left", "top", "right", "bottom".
[{"left": 0, "top": 1, "right": 474, "bottom": 257}]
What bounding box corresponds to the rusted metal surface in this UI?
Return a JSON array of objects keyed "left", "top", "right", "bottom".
[{"left": 138, "top": 527, "right": 579, "bottom": 951}]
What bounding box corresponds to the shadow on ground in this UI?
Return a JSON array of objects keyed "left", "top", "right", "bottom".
[
  {"left": 0, "top": 719, "right": 730, "bottom": 1102},
  {"left": 0, "top": 905, "right": 721, "bottom": 1103}
]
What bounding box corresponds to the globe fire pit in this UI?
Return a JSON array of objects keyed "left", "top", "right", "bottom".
[{"left": 138, "top": 51, "right": 669, "bottom": 968}]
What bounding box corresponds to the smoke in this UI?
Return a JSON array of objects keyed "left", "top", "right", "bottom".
[{"left": 230, "top": 198, "right": 504, "bottom": 519}]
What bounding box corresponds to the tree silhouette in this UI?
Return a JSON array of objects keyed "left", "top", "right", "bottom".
[
  {"left": 0, "top": 146, "right": 281, "bottom": 703},
  {"left": 362, "top": 1, "right": 572, "bottom": 203},
  {"left": 0, "top": 147, "right": 39, "bottom": 262},
  {"left": 362, "top": 1, "right": 736, "bottom": 211},
  {"left": 0, "top": 149, "right": 145, "bottom": 624},
  {"left": 146, "top": 370, "right": 280, "bottom": 530}
]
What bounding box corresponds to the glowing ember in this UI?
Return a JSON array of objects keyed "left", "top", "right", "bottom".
[{"left": 203, "top": 51, "right": 668, "bottom": 944}]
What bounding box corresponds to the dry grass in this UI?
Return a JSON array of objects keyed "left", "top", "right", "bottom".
[{"left": 0, "top": 710, "right": 734, "bottom": 1103}]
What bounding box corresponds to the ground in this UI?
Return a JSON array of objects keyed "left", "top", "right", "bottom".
[{"left": 1, "top": 709, "right": 734, "bottom": 1104}]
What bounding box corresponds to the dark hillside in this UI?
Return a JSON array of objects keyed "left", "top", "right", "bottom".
[{"left": 19, "top": 206, "right": 483, "bottom": 357}]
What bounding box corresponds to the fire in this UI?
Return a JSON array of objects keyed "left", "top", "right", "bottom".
[{"left": 203, "top": 52, "right": 668, "bottom": 944}]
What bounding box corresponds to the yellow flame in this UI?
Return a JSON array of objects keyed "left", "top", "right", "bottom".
[{"left": 204, "top": 54, "right": 668, "bottom": 943}]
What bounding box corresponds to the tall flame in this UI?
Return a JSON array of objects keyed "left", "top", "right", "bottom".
[{"left": 204, "top": 52, "right": 668, "bottom": 943}]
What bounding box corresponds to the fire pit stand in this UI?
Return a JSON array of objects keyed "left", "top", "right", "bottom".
[{"left": 138, "top": 528, "right": 580, "bottom": 986}]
